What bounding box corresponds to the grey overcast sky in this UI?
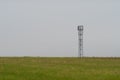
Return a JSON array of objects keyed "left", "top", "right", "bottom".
[{"left": 0, "top": 0, "right": 120, "bottom": 57}]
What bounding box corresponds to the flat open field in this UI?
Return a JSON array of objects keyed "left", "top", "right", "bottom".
[{"left": 0, "top": 57, "right": 120, "bottom": 80}]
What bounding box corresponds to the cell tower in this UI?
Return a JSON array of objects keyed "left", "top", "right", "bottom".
[{"left": 78, "top": 25, "right": 84, "bottom": 57}]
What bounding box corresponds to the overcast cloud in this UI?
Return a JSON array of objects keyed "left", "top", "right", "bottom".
[{"left": 0, "top": 0, "right": 120, "bottom": 57}]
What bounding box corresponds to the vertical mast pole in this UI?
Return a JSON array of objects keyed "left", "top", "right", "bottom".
[{"left": 78, "top": 25, "right": 83, "bottom": 57}]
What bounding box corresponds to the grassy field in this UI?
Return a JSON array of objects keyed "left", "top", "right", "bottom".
[{"left": 0, "top": 57, "right": 120, "bottom": 80}]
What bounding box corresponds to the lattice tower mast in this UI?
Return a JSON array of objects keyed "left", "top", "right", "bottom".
[{"left": 78, "top": 25, "right": 84, "bottom": 57}]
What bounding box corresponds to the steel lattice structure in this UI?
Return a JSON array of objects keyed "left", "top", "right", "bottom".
[{"left": 78, "top": 25, "right": 84, "bottom": 57}]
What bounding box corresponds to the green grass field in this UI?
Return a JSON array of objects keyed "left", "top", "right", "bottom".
[{"left": 0, "top": 57, "right": 120, "bottom": 80}]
